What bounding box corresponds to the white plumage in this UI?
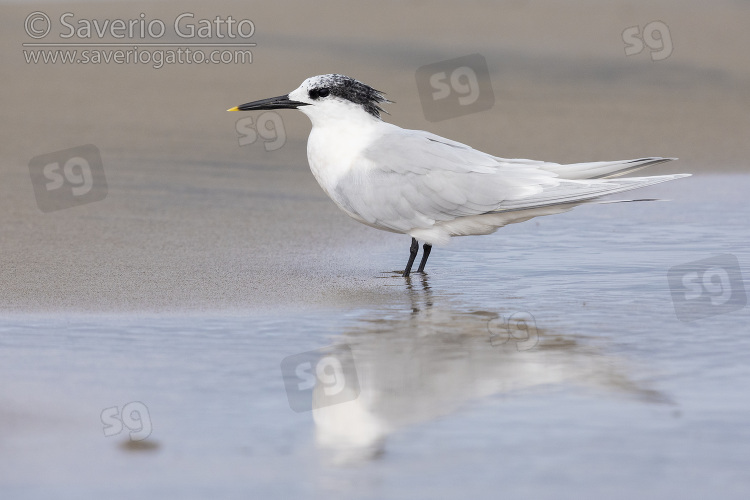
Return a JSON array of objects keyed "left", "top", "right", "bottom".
[{"left": 231, "top": 74, "right": 690, "bottom": 274}]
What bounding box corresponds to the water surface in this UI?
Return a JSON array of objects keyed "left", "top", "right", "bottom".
[{"left": 2, "top": 176, "right": 748, "bottom": 499}]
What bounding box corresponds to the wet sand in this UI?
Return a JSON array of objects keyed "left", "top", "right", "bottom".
[
  {"left": 1, "top": 0, "right": 748, "bottom": 314},
  {"left": 1, "top": 182, "right": 749, "bottom": 497},
  {"left": 2, "top": 3, "right": 750, "bottom": 498}
]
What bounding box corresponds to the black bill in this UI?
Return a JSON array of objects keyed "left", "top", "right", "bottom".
[{"left": 227, "top": 94, "right": 309, "bottom": 112}]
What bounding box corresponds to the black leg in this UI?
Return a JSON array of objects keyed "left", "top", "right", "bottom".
[
  {"left": 403, "top": 237, "right": 419, "bottom": 277},
  {"left": 417, "top": 244, "right": 432, "bottom": 273}
]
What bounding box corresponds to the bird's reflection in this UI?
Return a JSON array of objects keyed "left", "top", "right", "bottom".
[
  {"left": 311, "top": 279, "right": 667, "bottom": 466},
  {"left": 404, "top": 273, "right": 433, "bottom": 313}
]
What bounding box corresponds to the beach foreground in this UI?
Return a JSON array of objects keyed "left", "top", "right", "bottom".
[
  {"left": 2, "top": 0, "right": 749, "bottom": 313},
  {"left": 1, "top": 1, "right": 749, "bottom": 499}
]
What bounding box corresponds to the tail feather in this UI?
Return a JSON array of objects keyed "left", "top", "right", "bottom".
[
  {"left": 541, "top": 157, "right": 677, "bottom": 180},
  {"left": 494, "top": 174, "right": 691, "bottom": 213}
]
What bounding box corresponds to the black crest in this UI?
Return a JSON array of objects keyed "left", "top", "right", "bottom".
[{"left": 310, "top": 74, "right": 390, "bottom": 118}]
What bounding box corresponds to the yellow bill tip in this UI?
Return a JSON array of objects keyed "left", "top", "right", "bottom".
[{"left": 227, "top": 106, "right": 240, "bottom": 112}]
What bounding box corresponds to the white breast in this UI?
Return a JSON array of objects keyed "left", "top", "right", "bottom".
[{"left": 305, "top": 117, "right": 385, "bottom": 207}]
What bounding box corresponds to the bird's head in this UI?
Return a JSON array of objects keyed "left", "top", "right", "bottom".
[{"left": 228, "top": 74, "right": 390, "bottom": 125}]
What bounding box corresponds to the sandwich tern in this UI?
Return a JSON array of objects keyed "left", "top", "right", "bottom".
[{"left": 229, "top": 74, "right": 690, "bottom": 277}]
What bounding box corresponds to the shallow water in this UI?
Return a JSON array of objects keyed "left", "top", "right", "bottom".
[{"left": 1, "top": 175, "right": 749, "bottom": 499}]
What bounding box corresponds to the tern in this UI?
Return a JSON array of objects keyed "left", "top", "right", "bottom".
[{"left": 229, "top": 74, "right": 690, "bottom": 277}]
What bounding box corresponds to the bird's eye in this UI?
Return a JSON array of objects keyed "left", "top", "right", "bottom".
[{"left": 308, "top": 88, "right": 330, "bottom": 100}]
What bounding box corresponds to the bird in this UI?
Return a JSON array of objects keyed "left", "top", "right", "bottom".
[{"left": 228, "top": 74, "right": 690, "bottom": 277}]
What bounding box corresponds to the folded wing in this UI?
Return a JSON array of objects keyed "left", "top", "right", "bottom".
[{"left": 333, "top": 126, "right": 687, "bottom": 235}]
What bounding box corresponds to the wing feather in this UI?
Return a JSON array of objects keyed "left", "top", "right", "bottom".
[{"left": 331, "top": 126, "right": 685, "bottom": 236}]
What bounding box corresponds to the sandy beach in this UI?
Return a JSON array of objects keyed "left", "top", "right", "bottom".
[
  {"left": 1, "top": 0, "right": 749, "bottom": 314},
  {"left": 2, "top": 2, "right": 750, "bottom": 499}
]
